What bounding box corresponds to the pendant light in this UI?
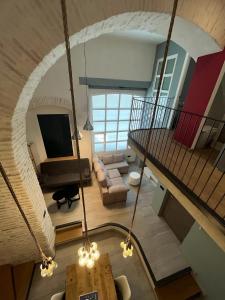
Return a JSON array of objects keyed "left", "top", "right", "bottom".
[
  {"left": 82, "top": 42, "right": 93, "bottom": 131},
  {"left": 0, "top": 162, "right": 57, "bottom": 278},
  {"left": 61, "top": 0, "right": 99, "bottom": 268},
  {"left": 120, "top": 0, "right": 179, "bottom": 258}
]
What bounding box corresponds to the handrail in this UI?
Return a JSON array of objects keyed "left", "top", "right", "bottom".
[
  {"left": 88, "top": 222, "right": 191, "bottom": 287},
  {"left": 129, "top": 97, "right": 225, "bottom": 227},
  {"left": 131, "top": 96, "right": 225, "bottom": 124},
  {"left": 55, "top": 221, "right": 191, "bottom": 287}
]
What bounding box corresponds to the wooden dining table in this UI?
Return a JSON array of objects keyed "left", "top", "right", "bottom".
[{"left": 66, "top": 253, "right": 118, "bottom": 300}]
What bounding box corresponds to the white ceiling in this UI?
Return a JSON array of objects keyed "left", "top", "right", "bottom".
[{"left": 105, "top": 30, "right": 165, "bottom": 44}]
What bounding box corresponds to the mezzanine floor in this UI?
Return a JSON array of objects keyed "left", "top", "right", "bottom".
[{"left": 130, "top": 129, "right": 225, "bottom": 219}]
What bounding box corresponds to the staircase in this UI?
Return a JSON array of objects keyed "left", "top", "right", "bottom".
[
  {"left": 155, "top": 273, "right": 202, "bottom": 300},
  {"left": 55, "top": 221, "right": 83, "bottom": 246}
]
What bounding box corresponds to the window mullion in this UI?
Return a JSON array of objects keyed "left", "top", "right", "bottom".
[
  {"left": 104, "top": 93, "right": 106, "bottom": 151},
  {"left": 116, "top": 93, "right": 121, "bottom": 150}
]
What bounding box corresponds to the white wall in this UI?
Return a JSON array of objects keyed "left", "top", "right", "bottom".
[
  {"left": 32, "top": 34, "right": 156, "bottom": 126},
  {"left": 27, "top": 34, "right": 156, "bottom": 165}
]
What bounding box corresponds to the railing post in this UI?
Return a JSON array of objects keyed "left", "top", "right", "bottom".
[{"left": 129, "top": 96, "right": 135, "bottom": 134}]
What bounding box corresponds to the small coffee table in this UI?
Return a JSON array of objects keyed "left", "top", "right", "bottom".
[{"left": 128, "top": 171, "right": 140, "bottom": 186}]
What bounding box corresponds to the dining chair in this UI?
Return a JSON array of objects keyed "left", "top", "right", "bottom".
[
  {"left": 50, "top": 291, "right": 65, "bottom": 300},
  {"left": 114, "top": 275, "right": 131, "bottom": 300}
]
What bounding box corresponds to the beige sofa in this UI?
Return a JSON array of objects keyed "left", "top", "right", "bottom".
[
  {"left": 93, "top": 153, "right": 129, "bottom": 205},
  {"left": 97, "top": 152, "right": 129, "bottom": 174}
]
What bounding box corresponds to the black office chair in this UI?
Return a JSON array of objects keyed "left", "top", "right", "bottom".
[
  {"left": 64, "top": 184, "right": 80, "bottom": 208},
  {"left": 52, "top": 189, "right": 67, "bottom": 209}
]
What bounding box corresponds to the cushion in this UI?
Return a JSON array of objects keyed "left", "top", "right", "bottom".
[
  {"left": 110, "top": 177, "right": 124, "bottom": 186},
  {"left": 105, "top": 161, "right": 129, "bottom": 171},
  {"left": 106, "top": 176, "right": 112, "bottom": 187},
  {"left": 94, "top": 161, "right": 103, "bottom": 172},
  {"left": 92, "top": 155, "right": 99, "bottom": 164},
  {"left": 42, "top": 173, "right": 80, "bottom": 188},
  {"left": 97, "top": 154, "right": 103, "bottom": 161},
  {"left": 83, "top": 168, "right": 90, "bottom": 178},
  {"left": 108, "top": 184, "right": 129, "bottom": 194},
  {"left": 97, "top": 169, "right": 107, "bottom": 187},
  {"left": 99, "top": 160, "right": 105, "bottom": 169},
  {"left": 99, "top": 161, "right": 108, "bottom": 176},
  {"left": 108, "top": 169, "right": 121, "bottom": 179},
  {"left": 113, "top": 153, "right": 124, "bottom": 163},
  {"left": 102, "top": 155, "right": 114, "bottom": 165}
]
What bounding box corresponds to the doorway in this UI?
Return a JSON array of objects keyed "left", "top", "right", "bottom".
[
  {"left": 37, "top": 114, "right": 73, "bottom": 158},
  {"left": 161, "top": 192, "right": 194, "bottom": 242}
]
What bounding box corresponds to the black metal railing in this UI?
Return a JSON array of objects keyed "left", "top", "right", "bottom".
[{"left": 129, "top": 97, "right": 225, "bottom": 226}]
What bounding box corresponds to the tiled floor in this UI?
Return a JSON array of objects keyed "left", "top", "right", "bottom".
[
  {"left": 43, "top": 163, "right": 189, "bottom": 281},
  {"left": 29, "top": 231, "right": 156, "bottom": 300}
]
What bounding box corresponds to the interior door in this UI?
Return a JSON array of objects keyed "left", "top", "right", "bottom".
[
  {"left": 161, "top": 193, "right": 194, "bottom": 242},
  {"left": 38, "top": 114, "right": 73, "bottom": 158}
]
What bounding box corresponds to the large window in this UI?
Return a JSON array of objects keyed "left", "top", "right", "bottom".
[{"left": 91, "top": 90, "right": 143, "bottom": 152}]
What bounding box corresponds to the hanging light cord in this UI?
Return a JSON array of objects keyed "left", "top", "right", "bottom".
[
  {"left": 0, "top": 162, "right": 47, "bottom": 260},
  {"left": 83, "top": 43, "right": 89, "bottom": 116},
  {"left": 61, "top": 0, "right": 89, "bottom": 244},
  {"left": 128, "top": 0, "right": 179, "bottom": 238}
]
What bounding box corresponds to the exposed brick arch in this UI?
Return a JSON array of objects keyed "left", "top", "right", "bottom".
[{"left": 29, "top": 96, "right": 72, "bottom": 111}]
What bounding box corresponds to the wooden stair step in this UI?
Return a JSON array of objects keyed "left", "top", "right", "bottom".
[
  {"left": 55, "top": 222, "right": 83, "bottom": 246},
  {"left": 13, "top": 261, "right": 35, "bottom": 300},
  {"left": 155, "top": 273, "right": 201, "bottom": 300},
  {"left": 0, "top": 264, "right": 15, "bottom": 300}
]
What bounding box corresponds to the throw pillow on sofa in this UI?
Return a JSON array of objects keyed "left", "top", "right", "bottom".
[
  {"left": 108, "top": 184, "right": 129, "bottom": 193},
  {"left": 113, "top": 153, "right": 124, "bottom": 163},
  {"left": 102, "top": 155, "right": 114, "bottom": 165},
  {"left": 97, "top": 169, "right": 107, "bottom": 187},
  {"left": 108, "top": 169, "right": 121, "bottom": 179}
]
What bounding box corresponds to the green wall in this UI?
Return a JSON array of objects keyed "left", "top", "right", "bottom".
[
  {"left": 147, "top": 41, "right": 186, "bottom": 107},
  {"left": 152, "top": 182, "right": 167, "bottom": 214},
  {"left": 181, "top": 222, "right": 225, "bottom": 299}
]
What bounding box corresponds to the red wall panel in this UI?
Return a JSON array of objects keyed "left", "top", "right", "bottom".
[{"left": 174, "top": 48, "right": 225, "bottom": 147}]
